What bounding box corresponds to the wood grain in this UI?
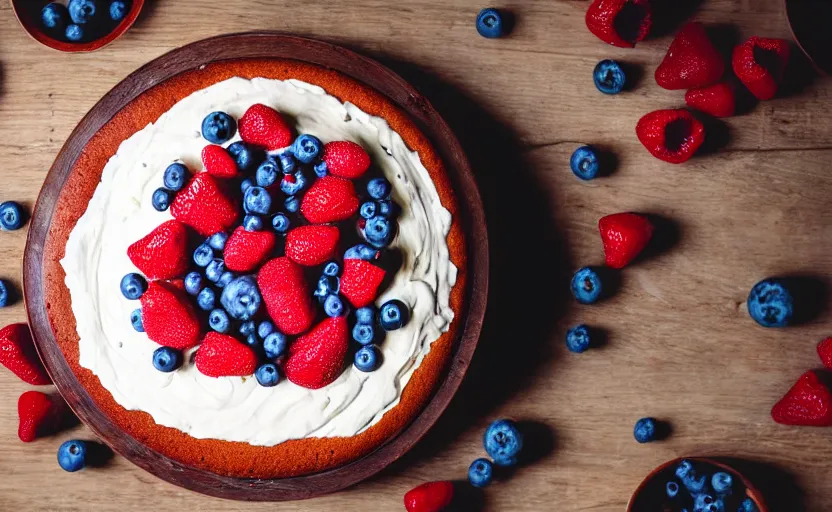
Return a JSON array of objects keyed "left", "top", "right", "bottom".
[{"left": 0, "top": 0, "right": 831, "bottom": 510}]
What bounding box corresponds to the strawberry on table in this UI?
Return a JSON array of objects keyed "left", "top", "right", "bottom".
[
  {"left": 18, "top": 391, "right": 66, "bottom": 442},
  {"left": 320, "top": 141, "right": 371, "bottom": 179},
  {"left": 771, "top": 370, "right": 832, "bottom": 426},
  {"left": 636, "top": 109, "right": 705, "bottom": 164},
  {"left": 585, "top": 0, "right": 652, "bottom": 48},
  {"left": 171, "top": 172, "right": 239, "bottom": 236},
  {"left": 599, "top": 212, "right": 654, "bottom": 269},
  {"left": 285, "top": 225, "right": 340, "bottom": 266},
  {"left": 0, "top": 323, "right": 50, "bottom": 385},
  {"left": 340, "top": 258, "right": 387, "bottom": 308},
  {"left": 223, "top": 226, "right": 277, "bottom": 272},
  {"left": 201, "top": 144, "right": 239, "bottom": 179},
  {"left": 127, "top": 220, "right": 190, "bottom": 280},
  {"left": 284, "top": 316, "right": 349, "bottom": 389},
  {"left": 655, "top": 22, "right": 724, "bottom": 90},
  {"left": 732, "top": 36, "right": 791, "bottom": 100},
  {"left": 257, "top": 257, "right": 316, "bottom": 335},
  {"left": 301, "top": 176, "right": 360, "bottom": 224},
  {"left": 140, "top": 281, "right": 203, "bottom": 350},
  {"left": 238, "top": 103, "right": 293, "bottom": 151},
  {"left": 195, "top": 332, "right": 258, "bottom": 378},
  {"left": 685, "top": 82, "right": 736, "bottom": 118},
  {"left": 404, "top": 481, "right": 455, "bottom": 512}
]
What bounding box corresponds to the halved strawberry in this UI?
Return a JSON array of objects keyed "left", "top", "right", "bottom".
[
  {"left": 18, "top": 391, "right": 66, "bottom": 442},
  {"left": 202, "top": 144, "right": 239, "bottom": 179},
  {"left": 585, "top": 0, "right": 652, "bottom": 48},
  {"left": 636, "top": 109, "right": 705, "bottom": 164},
  {"left": 340, "top": 258, "right": 386, "bottom": 308},
  {"left": 195, "top": 332, "right": 258, "bottom": 377},
  {"left": 285, "top": 225, "right": 340, "bottom": 266},
  {"left": 771, "top": 370, "right": 832, "bottom": 426},
  {"left": 0, "top": 323, "right": 50, "bottom": 385},
  {"left": 171, "top": 172, "right": 239, "bottom": 236},
  {"left": 223, "top": 226, "right": 277, "bottom": 272},
  {"left": 257, "top": 257, "right": 316, "bottom": 335},
  {"left": 655, "top": 22, "right": 724, "bottom": 90},
  {"left": 300, "top": 176, "right": 359, "bottom": 224},
  {"left": 732, "top": 37, "right": 791, "bottom": 101},
  {"left": 404, "top": 481, "right": 455, "bottom": 512},
  {"left": 127, "top": 220, "right": 190, "bottom": 280},
  {"left": 685, "top": 82, "right": 736, "bottom": 118},
  {"left": 140, "top": 281, "right": 203, "bottom": 350},
  {"left": 238, "top": 104, "right": 293, "bottom": 150},
  {"left": 321, "top": 141, "right": 371, "bottom": 179},
  {"left": 599, "top": 212, "right": 654, "bottom": 269},
  {"left": 284, "top": 316, "right": 348, "bottom": 389}
]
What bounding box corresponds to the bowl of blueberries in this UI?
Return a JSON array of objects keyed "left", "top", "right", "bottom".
[
  {"left": 627, "top": 458, "right": 766, "bottom": 512},
  {"left": 12, "top": 0, "right": 143, "bottom": 52}
]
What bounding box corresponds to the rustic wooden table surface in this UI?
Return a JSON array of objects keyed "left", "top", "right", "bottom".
[{"left": 1, "top": 0, "right": 830, "bottom": 510}]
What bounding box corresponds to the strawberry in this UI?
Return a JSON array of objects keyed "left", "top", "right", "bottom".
[
  {"left": 171, "top": 172, "right": 239, "bottom": 236},
  {"left": 340, "top": 258, "right": 386, "bottom": 308},
  {"left": 284, "top": 316, "right": 348, "bottom": 389},
  {"left": 127, "top": 220, "right": 190, "bottom": 280},
  {"left": 655, "top": 22, "right": 724, "bottom": 90},
  {"left": 321, "top": 141, "right": 371, "bottom": 179},
  {"left": 636, "top": 109, "right": 705, "bottom": 164},
  {"left": 771, "top": 370, "right": 832, "bottom": 426},
  {"left": 194, "top": 332, "right": 258, "bottom": 378},
  {"left": 404, "top": 481, "right": 455, "bottom": 512},
  {"left": 285, "top": 225, "right": 340, "bottom": 266},
  {"left": 585, "top": 0, "right": 652, "bottom": 48},
  {"left": 818, "top": 337, "right": 832, "bottom": 370},
  {"left": 140, "top": 281, "right": 202, "bottom": 350},
  {"left": 598, "top": 213, "right": 654, "bottom": 269},
  {"left": 732, "top": 37, "right": 791, "bottom": 101},
  {"left": 257, "top": 257, "right": 316, "bottom": 335},
  {"left": 685, "top": 82, "right": 736, "bottom": 118},
  {"left": 238, "top": 103, "right": 293, "bottom": 150},
  {"left": 201, "top": 144, "right": 239, "bottom": 179},
  {"left": 223, "top": 226, "right": 277, "bottom": 272},
  {"left": 18, "top": 391, "right": 65, "bottom": 442},
  {"left": 300, "top": 176, "right": 360, "bottom": 224},
  {"left": 0, "top": 323, "right": 50, "bottom": 385}
]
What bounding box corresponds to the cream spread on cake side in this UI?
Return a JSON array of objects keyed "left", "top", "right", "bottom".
[{"left": 61, "top": 77, "right": 457, "bottom": 446}]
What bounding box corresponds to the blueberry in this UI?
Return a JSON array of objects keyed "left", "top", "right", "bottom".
[
  {"left": 693, "top": 494, "right": 724, "bottom": 512},
  {"left": 323, "top": 261, "right": 340, "bottom": 277},
  {"left": 120, "top": 273, "right": 147, "bottom": 300},
  {"left": 367, "top": 177, "right": 391, "bottom": 200},
  {"left": 217, "top": 271, "right": 234, "bottom": 288},
  {"left": 163, "top": 163, "right": 189, "bottom": 191},
  {"left": 183, "top": 271, "right": 202, "bottom": 296},
  {"left": 241, "top": 178, "right": 254, "bottom": 194},
  {"left": 0, "top": 280, "right": 9, "bottom": 308},
  {"left": 208, "top": 308, "right": 230, "bottom": 333},
  {"left": 109, "top": 0, "right": 128, "bottom": 21},
  {"left": 220, "top": 275, "right": 261, "bottom": 320},
  {"left": 271, "top": 213, "right": 290, "bottom": 233},
  {"left": 239, "top": 320, "right": 256, "bottom": 337},
  {"left": 633, "top": 417, "right": 657, "bottom": 443},
  {"left": 151, "top": 188, "right": 172, "bottom": 211},
  {"left": 363, "top": 215, "right": 394, "bottom": 247},
  {"left": 360, "top": 201, "right": 377, "bottom": 219},
  {"left": 0, "top": 201, "right": 25, "bottom": 230},
  {"left": 355, "top": 306, "right": 375, "bottom": 324},
  {"left": 593, "top": 59, "right": 626, "bottom": 95},
  {"left": 201, "top": 111, "right": 236, "bottom": 144},
  {"left": 152, "top": 346, "right": 183, "bottom": 372},
  {"left": 128, "top": 308, "right": 144, "bottom": 332},
  {"left": 675, "top": 460, "right": 695, "bottom": 479},
  {"left": 324, "top": 294, "right": 345, "bottom": 317},
  {"left": 197, "top": 287, "right": 216, "bottom": 311},
  {"left": 284, "top": 196, "right": 300, "bottom": 213},
  {"left": 313, "top": 161, "right": 328, "bottom": 178},
  {"left": 68, "top": 0, "right": 98, "bottom": 24},
  {"left": 244, "top": 186, "right": 271, "bottom": 215},
  {"left": 291, "top": 134, "right": 323, "bottom": 164},
  {"left": 711, "top": 472, "right": 732, "bottom": 494},
  {"left": 354, "top": 345, "right": 381, "bottom": 372},
  {"left": 570, "top": 146, "right": 600, "bottom": 181},
  {"left": 256, "top": 158, "right": 280, "bottom": 187},
  {"left": 352, "top": 323, "right": 375, "bottom": 345},
  {"left": 278, "top": 152, "right": 296, "bottom": 174},
  {"left": 377, "top": 200, "right": 395, "bottom": 217},
  {"left": 314, "top": 275, "right": 340, "bottom": 302},
  {"left": 263, "top": 331, "right": 288, "bottom": 358},
  {"left": 244, "top": 333, "right": 261, "bottom": 350},
  {"left": 255, "top": 363, "right": 280, "bottom": 387},
  {"left": 207, "top": 232, "right": 228, "bottom": 251},
  {"left": 747, "top": 278, "right": 794, "bottom": 328},
  {"left": 476, "top": 8, "right": 505, "bottom": 38},
  {"left": 344, "top": 244, "right": 378, "bottom": 261},
  {"left": 65, "top": 24, "right": 83, "bottom": 41},
  {"left": 738, "top": 499, "right": 759, "bottom": 512},
  {"left": 666, "top": 481, "right": 680, "bottom": 499},
  {"left": 57, "top": 440, "right": 87, "bottom": 472},
  {"left": 227, "top": 141, "right": 259, "bottom": 172},
  {"left": 571, "top": 267, "right": 603, "bottom": 304},
  {"left": 193, "top": 243, "right": 214, "bottom": 267},
  {"left": 483, "top": 418, "right": 523, "bottom": 466},
  {"left": 205, "top": 259, "right": 225, "bottom": 282},
  {"left": 41, "top": 3, "right": 69, "bottom": 31},
  {"left": 280, "top": 171, "right": 308, "bottom": 195},
  {"left": 379, "top": 300, "right": 409, "bottom": 331},
  {"left": 257, "top": 321, "right": 275, "bottom": 339},
  {"left": 683, "top": 473, "right": 708, "bottom": 495},
  {"left": 243, "top": 215, "right": 264, "bottom": 231},
  {"left": 565, "top": 324, "right": 591, "bottom": 353},
  {"left": 468, "top": 458, "right": 494, "bottom": 488}
]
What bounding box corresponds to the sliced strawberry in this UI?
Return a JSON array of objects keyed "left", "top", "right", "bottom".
[
  {"left": 18, "top": 391, "right": 66, "bottom": 442},
  {"left": 201, "top": 144, "right": 239, "bottom": 178},
  {"left": 404, "top": 481, "right": 455, "bottom": 512},
  {"left": 171, "top": 172, "right": 239, "bottom": 236},
  {"left": 300, "top": 176, "right": 359, "bottom": 224},
  {"left": 685, "top": 82, "right": 736, "bottom": 118},
  {"left": 140, "top": 281, "right": 203, "bottom": 350},
  {"left": 285, "top": 225, "right": 340, "bottom": 266},
  {"left": 238, "top": 103, "right": 293, "bottom": 150},
  {"left": 341, "top": 258, "right": 386, "bottom": 308},
  {"left": 0, "top": 323, "right": 50, "bottom": 385},
  {"left": 732, "top": 37, "right": 791, "bottom": 101},
  {"left": 585, "top": 0, "right": 652, "bottom": 48},
  {"left": 223, "top": 226, "right": 277, "bottom": 272},
  {"left": 818, "top": 337, "right": 832, "bottom": 370},
  {"left": 127, "top": 220, "right": 190, "bottom": 280},
  {"left": 321, "top": 141, "right": 371, "bottom": 179},
  {"left": 636, "top": 109, "right": 705, "bottom": 164},
  {"left": 655, "top": 22, "right": 724, "bottom": 90},
  {"left": 195, "top": 332, "right": 258, "bottom": 377},
  {"left": 284, "top": 317, "right": 348, "bottom": 389},
  {"left": 598, "top": 213, "right": 654, "bottom": 269},
  {"left": 257, "top": 257, "right": 316, "bottom": 335},
  {"left": 772, "top": 370, "right": 832, "bottom": 426}
]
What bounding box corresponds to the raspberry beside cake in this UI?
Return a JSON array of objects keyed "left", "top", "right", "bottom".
[{"left": 42, "top": 60, "right": 466, "bottom": 478}]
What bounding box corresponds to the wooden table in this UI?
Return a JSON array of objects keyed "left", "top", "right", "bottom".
[{"left": 0, "top": 1, "right": 830, "bottom": 510}]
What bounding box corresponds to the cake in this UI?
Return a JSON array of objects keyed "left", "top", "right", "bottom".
[{"left": 42, "top": 59, "right": 466, "bottom": 478}]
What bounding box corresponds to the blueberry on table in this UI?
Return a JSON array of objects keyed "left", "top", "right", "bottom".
[
  {"left": 129, "top": 308, "right": 143, "bottom": 332},
  {"left": 565, "top": 324, "right": 591, "bottom": 353},
  {"left": 255, "top": 363, "right": 280, "bottom": 387},
  {"left": 571, "top": 267, "right": 603, "bottom": 304},
  {"left": 468, "top": 458, "right": 494, "bottom": 488},
  {"left": 352, "top": 323, "right": 375, "bottom": 345},
  {"left": 68, "top": 0, "right": 98, "bottom": 24},
  {"left": 476, "top": 8, "right": 505, "bottom": 38},
  {"left": 208, "top": 308, "right": 230, "bottom": 333},
  {"left": 152, "top": 346, "right": 182, "bottom": 372},
  {"left": 354, "top": 344, "right": 382, "bottom": 372},
  {"left": 57, "top": 440, "right": 87, "bottom": 472},
  {"left": 244, "top": 186, "right": 271, "bottom": 215},
  {"left": 483, "top": 418, "right": 523, "bottom": 466},
  {"left": 0, "top": 280, "right": 9, "bottom": 308},
  {"left": 570, "top": 146, "right": 600, "bottom": 181},
  {"left": 65, "top": 24, "right": 84, "bottom": 42},
  {"left": 593, "top": 59, "right": 626, "bottom": 94},
  {"left": 256, "top": 158, "right": 279, "bottom": 187},
  {"left": 0, "top": 201, "right": 25, "bottom": 231},
  {"left": 120, "top": 273, "right": 147, "bottom": 300},
  {"left": 633, "top": 417, "right": 657, "bottom": 443},
  {"left": 367, "top": 177, "right": 391, "bottom": 200},
  {"left": 196, "top": 287, "right": 216, "bottom": 311},
  {"left": 747, "top": 278, "right": 794, "bottom": 327},
  {"left": 271, "top": 213, "right": 290, "bottom": 233},
  {"left": 201, "top": 111, "right": 236, "bottom": 144},
  {"left": 291, "top": 134, "right": 323, "bottom": 164},
  {"left": 324, "top": 294, "right": 345, "bottom": 317},
  {"left": 109, "top": 0, "right": 128, "bottom": 21},
  {"left": 163, "top": 163, "right": 189, "bottom": 191},
  {"left": 151, "top": 188, "right": 172, "bottom": 211},
  {"left": 41, "top": 3, "right": 69, "bottom": 31},
  {"left": 379, "top": 300, "right": 409, "bottom": 331},
  {"left": 220, "top": 275, "right": 262, "bottom": 320},
  {"left": 263, "top": 331, "right": 288, "bottom": 359}
]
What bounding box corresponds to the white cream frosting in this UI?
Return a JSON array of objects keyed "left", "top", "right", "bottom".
[{"left": 61, "top": 77, "right": 457, "bottom": 446}]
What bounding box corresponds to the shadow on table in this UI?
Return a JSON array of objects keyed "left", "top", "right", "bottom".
[{"left": 718, "top": 457, "right": 807, "bottom": 512}]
